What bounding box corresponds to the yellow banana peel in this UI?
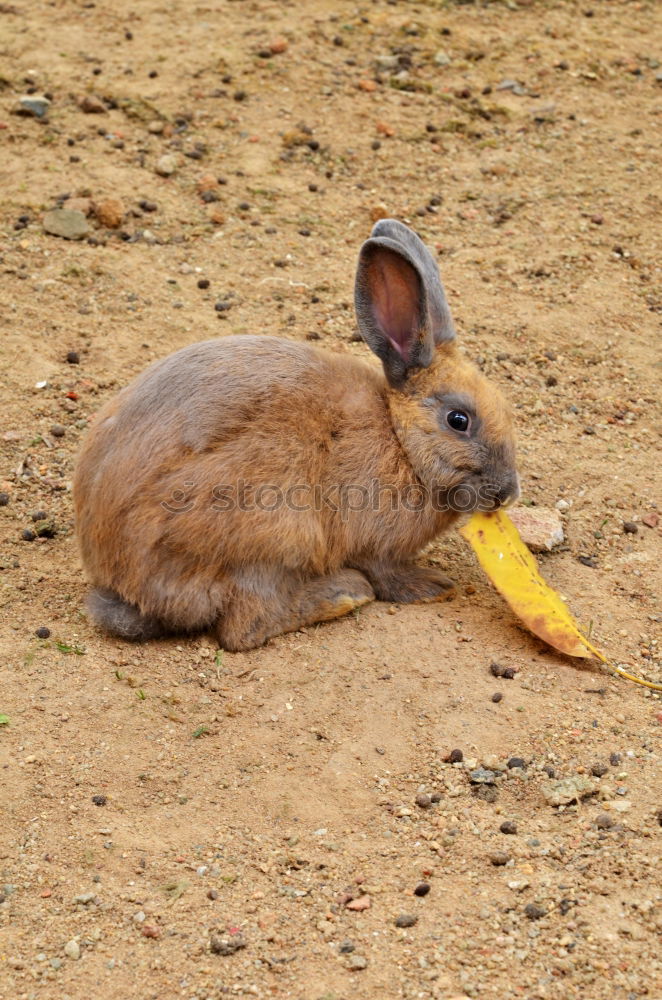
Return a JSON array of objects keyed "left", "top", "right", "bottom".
[{"left": 459, "top": 509, "right": 662, "bottom": 691}]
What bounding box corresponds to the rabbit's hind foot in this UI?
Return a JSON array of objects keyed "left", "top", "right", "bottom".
[{"left": 87, "top": 588, "right": 167, "bottom": 641}]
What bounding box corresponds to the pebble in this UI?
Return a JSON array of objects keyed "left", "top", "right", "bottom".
[
  {"left": 609, "top": 752, "right": 622, "bottom": 766},
  {"left": 470, "top": 768, "right": 496, "bottom": 785},
  {"left": 596, "top": 813, "right": 614, "bottom": 829},
  {"left": 489, "top": 851, "right": 511, "bottom": 866},
  {"left": 92, "top": 794, "right": 107, "bottom": 806},
  {"left": 66, "top": 350, "right": 80, "bottom": 364},
  {"left": 449, "top": 748, "right": 464, "bottom": 763},
  {"left": 63, "top": 939, "right": 80, "bottom": 960},
  {"left": 21, "top": 529, "right": 36, "bottom": 542},
  {"left": 541, "top": 775, "right": 596, "bottom": 806},
  {"left": 210, "top": 934, "right": 246, "bottom": 955},
  {"left": 35, "top": 627, "right": 51, "bottom": 639},
  {"left": 507, "top": 757, "right": 526, "bottom": 770},
  {"left": 93, "top": 198, "right": 125, "bottom": 229},
  {"left": 524, "top": 903, "right": 546, "bottom": 920},
  {"left": 347, "top": 954, "right": 368, "bottom": 971},
  {"left": 155, "top": 154, "right": 179, "bottom": 177},
  {"left": 507, "top": 506, "right": 564, "bottom": 552},
  {"left": 623, "top": 521, "right": 638, "bottom": 534},
  {"left": 15, "top": 94, "right": 51, "bottom": 118},
  {"left": 78, "top": 95, "right": 107, "bottom": 113},
  {"left": 395, "top": 913, "right": 418, "bottom": 927},
  {"left": 590, "top": 762, "right": 608, "bottom": 777},
  {"left": 339, "top": 939, "right": 355, "bottom": 953},
  {"left": 43, "top": 209, "right": 91, "bottom": 241},
  {"left": 414, "top": 882, "right": 431, "bottom": 897},
  {"left": 500, "top": 820, "right": 518, "bottom": 835},
  {"left": 50, "top": 424, "right": 66, "bottom": 437},
  {"left": 0, "top": 492, "right": 9, "bottom": 506},
  {"left": 415, "top": 793, "right": 432, "bottom": 809},
  {"left": 434, "top": 50, "right": 452, "bottom": 66},
  {"left": 139, "top": 199, "right": 158, "bottom": 213},
  {"left": 491, "top": 692, "right": 503, "bottom": 703},
  {"left": 555, "top": 499, "right": 570, "bottom": 512}
]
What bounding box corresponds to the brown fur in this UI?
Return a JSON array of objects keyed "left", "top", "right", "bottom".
[{"left": 73, "top": 222, "right": 518, "bottom": 650}]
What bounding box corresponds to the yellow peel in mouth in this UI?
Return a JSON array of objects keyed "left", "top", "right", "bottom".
[{"left": 459, "top": 509, "right": 662, "bottom": 691}]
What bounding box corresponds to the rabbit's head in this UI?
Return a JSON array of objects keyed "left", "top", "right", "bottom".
[{"left": 355, "top": 219, "right": 519, "bottom": 514}]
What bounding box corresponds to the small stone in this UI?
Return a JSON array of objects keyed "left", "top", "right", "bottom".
[
  {"left": 35, "top": 627, "right": 51, "bottom": 639},
  {"left": 78, "top": 95, "right": 107, "bottom": 113},
  {"left": 507, "top": 506, "right": 564, "bottom": 552},
  {"left": 345, "top": 894, "right": 371, "bottom": 911},
  {"left": 395, "top": 913, "right": 418, "bottom": 928},
  {"left": 31, "top": 510, "right": 47, "bottom": 521},
  {"left": 415, "top": 793, "right": 432, "bottom": 809},
  {"left": 197, "top": 278, "right": 210, "bottom": 289},
  {"left": 92, "top": 794, "right": 107, "bottom": 806},
  {"left": 449, "top": 748, "right": 463, "bottom": 763},
  {"left": 556, "top": 499, "right": 570, "bottom": 512},
  {"left": 347, "top": 954, "right": 368, "bottom": 971},
  {"left": 434, "top": 50, "right": 452, "bottom": 66},
  {"left": 590, "top": 762, "right": 608, "bottom": 777},
  {"left": 490, "top": 661, "right": 506, "bottom": 677},
  {"left": 507, "top": 757, "right": 526, "bottom": 770},
  {"left": 541, "top": 775, "right": 596, "bottom": 806},
  {"left": 43, "top": 209, "right": 91, "bottom": 241},
  {"left": 500, "top": 820, "right": 518, "bottom": 835},
  {"left": 50, "top": 424, "right": 66, "bottom": 437},
  {"left": 207, "top": 888, "right": 218, "bottom": 900},
  {"left": 63, "top": 939, "right": 80, "bottom": 960},
  {"left": 15, "top": 94, "right": 51, "bottom": 118},
  {"left": 0, "top": 492, "right": 9, "bottom": 506},
  {"left": 524, "top": 903, "right": 546, "bottom": 920},
  {"left": 139, "top": 199, "right": 158, "bottom": 212},
  {"left": 622, "top": 521, "right": 638, "bottom": 534},
  {"left": 470, "top": 768, "right": 496, "bottom": 785},
  {"left": 609, "top": 752, "right": 622, "bottom": 766},
  {"left": 642, "top": 512, "right": 659, "bottom": 528},
  {"left": 413, "top": 882, "right": 431, "bottom": 897},
  {"left": 141, "top": 924, "right": 160, "bottom": 939},
  {"left": 155, "top": 154, "right": 179, "bottom": 177},
  {"left": 93, "top": 198, "right": 125, "bottom": 229},
  {"left": 66, "top": 350, "right": 80, "bottom": 364},
  {"left": 210, "top": 934, "right": 246, "bottom": 956},
  {"left": 269, "top": 36, "right": 288, "bottom": 54},
  {"left": 491, "top": 692, "right": 503, "bottom": 703},
  {"left": 21, "top": 529, "right": 36, "bottom": 542},
  {"left": 489, "top": 851, "right": 511, "bottom": 866},
  {"left": 596, "top": 813, "right": 614, "bottom": 829},
  {"left": 339, "top": 939, "right": 355, "bottom": 953}
]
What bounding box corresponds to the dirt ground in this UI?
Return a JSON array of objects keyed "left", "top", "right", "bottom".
[{"left": 1, "top": 1, "right": 661, "bottom": 998}]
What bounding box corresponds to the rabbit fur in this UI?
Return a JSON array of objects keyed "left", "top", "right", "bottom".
[{"left": 74, "top": 220, "right": 519, "bottom": 650}]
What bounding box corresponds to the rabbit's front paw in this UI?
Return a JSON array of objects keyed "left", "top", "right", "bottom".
[{"left": 366, "top": 565, "right": 456, "bottom": 604}]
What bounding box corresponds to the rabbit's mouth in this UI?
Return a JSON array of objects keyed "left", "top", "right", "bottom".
[{"left": 448, "top": 471, "right": 520, "bottom": 513}]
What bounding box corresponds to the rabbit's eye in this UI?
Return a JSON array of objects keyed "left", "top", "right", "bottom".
[{"left": 447, "top": 410, "right": 470, "bottom": 433}]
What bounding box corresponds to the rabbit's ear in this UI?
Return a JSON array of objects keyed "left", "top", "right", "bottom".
[{"left": 354, "top": 219, "right": 455, "bottom": 386}]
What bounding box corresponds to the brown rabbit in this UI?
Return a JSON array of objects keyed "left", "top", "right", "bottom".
[{"left": 73, "top": 220, "right": 519, "bottom": 650}]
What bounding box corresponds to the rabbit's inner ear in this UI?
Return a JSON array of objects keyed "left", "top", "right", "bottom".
[{"left": 366, "top": 248, "right": 422, "bottom": 361}]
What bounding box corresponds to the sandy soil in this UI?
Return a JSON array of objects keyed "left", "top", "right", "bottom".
[{"left": 0, "top": 1, "right": 661, "bottom": 998}]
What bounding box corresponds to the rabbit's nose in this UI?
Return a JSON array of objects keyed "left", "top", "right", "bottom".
[{"left": 498, "top": 473, "right": 520, "bottom": 508}]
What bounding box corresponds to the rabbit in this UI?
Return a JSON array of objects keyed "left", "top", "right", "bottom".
[{"left": 73, "top": 219, "right": 519, "bottom": 651}]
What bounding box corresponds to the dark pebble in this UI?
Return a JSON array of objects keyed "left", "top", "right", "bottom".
[
  {"left": 307, "top": 139, "right": 319, "bottom": 151},
  {"left": 609, "top": 752, "right": 622, "bottom": 766},
  {"left": 524, "top": 903, "right": 546, "bottom": 920},
  {"left": 238, "top": 201, "right": 251, "bottom": 211},
  {"left": 491, "top": 692, "right": 503, "bottom": 703},
  {"left": 546, "top": 375, "right": 558, "bottom": 387},
  {"left": 298, "top": 228, "right": 311, "bottom": 237},
  {"left": 197, "top": 278, "right": 210, "bottom": 289},
  {"left": 623, "top": 521, "right": 638, "bottom": 534},
  {"left": 22, "top": 529, "right": 36, "bottom": 541},
  {"left": 371, "top": 140, "right": 381, "bottom": 150},
  {"left": 395, "top": 913, "right": 418, "bottom": 928},
  {"left": 490, "top": 661, "right": 505, "bottom": 677},
  {"left": 233, "top": 91, "right": 247, "bottom": 102},
  {"left": 35, "top": 627, "right": 51, "bottom": 639},
  {"left": 0, "top": 492, "right": 9, "bottom": 506},
  {"left": 201, "top": 190, "right": 219, "bottom": 203},
  {"left": 415, "top": 793, "right": 432, "bottom": 809},
  {"left": 92, "top": 794, "right": 107, "bottom": 806},
  {"left": 139, "top": 200, "right": 158, "bottom": 212},
  {"left": 207, "top": 888, "right": 218, "bottom": 900},
  {"left": 308, "top": 183, "right": 318, "bottom": 192},
  {"left": 339, "top": 940, "right": 355, "bottom": 953},
  {"left": 473, "top": 785, "right": 498, "bottom": 802},
  {"left": 430, "top": 792, "right": 442, "bottom": 803},
  {"left": 578, "top": 555, "right": 598, "bottom": 568},
  {"left": 31, "top": 510, "right": 47, "bottom": 522},
  {"left": 596, "top": 813, "right": 614, "bottom": 829},
  {"left": 50, "top": 424, "right": 66, "bottom": 437},
  {"left": 507, "top": 757, "right": 526, "bottom": 769},
  {"left": 500, "top": 820, "right": 518, "bottom": 835},
  {"left": 449, "top": 748, "right": 463, "bottom": 763},
  {"left": 215, "top": 301, "right": 232, "bottom": 312},
  {"left": 489, "top": 851, "right": 510, "bottom": 866},
  {"left": 210, "top": 934, "right": 246, "bottom": 955},
  {"left": 543, "top": 764, "right": 556, "bottom": 778},
  {"left": 590, "top": 762, "right": 608, "bottom": 777},
  {"left": 413, "top": 882, "right": 430, "bottom": 897},
  {"left": 66, "top": 351, "right": 80, "bottom": 365},
  {"left": 148, "top": 69, "right": 158, "bottom": 78},
  {"left": 503, "top": 667, "right": 516, "bottom": 679}
]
